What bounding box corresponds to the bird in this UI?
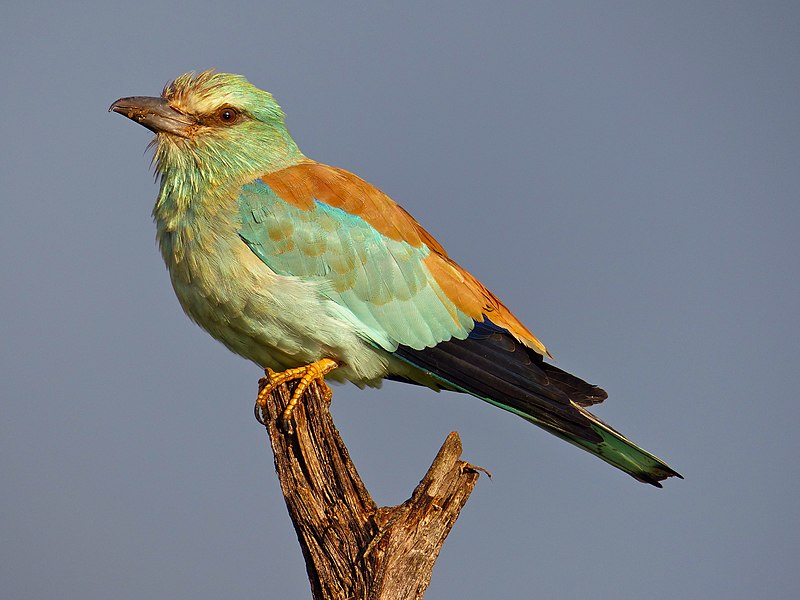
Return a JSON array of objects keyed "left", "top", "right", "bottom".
[{"left": 110, "top": 70, "right": 681, "bottom": 487}]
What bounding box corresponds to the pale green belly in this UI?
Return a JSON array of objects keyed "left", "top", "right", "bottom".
[{"left": 165, "top": 229, "right": 391, "bottom": 385}]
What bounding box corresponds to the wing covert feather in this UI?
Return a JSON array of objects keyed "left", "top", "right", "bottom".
[
  {"left": 240, "top": 161, "right": 548, "bottom": 355},
  {"left": 238, "top": 179, "right": 474, "bottom": 350}
]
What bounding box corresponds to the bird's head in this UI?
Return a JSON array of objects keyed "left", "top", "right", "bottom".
[{"left": 110, "top": 71, "right": 303, "bottom": 182}]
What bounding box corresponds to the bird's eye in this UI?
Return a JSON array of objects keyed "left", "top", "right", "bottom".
[{"left": 217, "top": 107, "right": 239, "bottom": 123}]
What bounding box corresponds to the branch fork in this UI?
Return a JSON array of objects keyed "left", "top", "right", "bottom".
[{"left": 255, "top": 374, "right": 483, "bottom": 600}]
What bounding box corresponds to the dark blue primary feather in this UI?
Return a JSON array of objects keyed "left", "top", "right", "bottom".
[{"left": 393, "top": 320, "right": 607, "bottom": 442}]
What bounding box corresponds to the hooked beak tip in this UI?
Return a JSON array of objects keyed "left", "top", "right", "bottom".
[{"left": 109, "top": 96, "right": 194, "bottom": 137}]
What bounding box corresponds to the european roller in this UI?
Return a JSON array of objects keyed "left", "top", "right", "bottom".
[{"left": 110, "top": 71, "right": 681, "bottom": 487}]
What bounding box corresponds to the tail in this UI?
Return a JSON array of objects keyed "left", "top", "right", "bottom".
[
  {"left": 392, "top": 321, "right": 682, "bottom": 487},
  {"left": 531, "top": 407, "right": 682, "bottom": 487}
]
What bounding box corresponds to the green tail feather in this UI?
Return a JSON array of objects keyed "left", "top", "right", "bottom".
[
  {"left": 474, "top": 393, "right": 681, "bottom": 487},
  {"left": 524, "top": 406, "right": 682, "bottom": 487}
]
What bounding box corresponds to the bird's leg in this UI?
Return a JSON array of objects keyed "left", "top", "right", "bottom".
[{"left": 256, "top": 358, "right": 339, "bottom": 434}]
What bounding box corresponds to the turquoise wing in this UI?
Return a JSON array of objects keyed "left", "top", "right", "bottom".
[{"left": 237, "top": 179, "right": 475, "bottom": 351}]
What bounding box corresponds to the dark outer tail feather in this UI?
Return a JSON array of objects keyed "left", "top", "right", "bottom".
[{"left": 392, "top": 320, "right": 682, "bottom": 486}]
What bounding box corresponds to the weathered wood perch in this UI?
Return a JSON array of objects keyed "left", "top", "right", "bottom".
[{"left": 254, "top": 373, "right": 484, "bottom": 600}]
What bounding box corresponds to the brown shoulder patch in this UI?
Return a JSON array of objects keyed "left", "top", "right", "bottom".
[{"left": 261, "top": 161, "right": 446, "bottom": 252}]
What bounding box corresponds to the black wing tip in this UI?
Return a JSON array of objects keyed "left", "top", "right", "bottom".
[{"left": 537, "top": 361, "right": 608, "bottom": 407}]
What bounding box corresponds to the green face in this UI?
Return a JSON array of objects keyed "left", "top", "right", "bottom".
[{"left": 111, "top": 70, "right": 303, "bottom": 181}]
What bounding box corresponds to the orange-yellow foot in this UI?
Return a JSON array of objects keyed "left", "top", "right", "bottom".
[{"left": 256, "top": 358, "right": 339, "bottom": 434}]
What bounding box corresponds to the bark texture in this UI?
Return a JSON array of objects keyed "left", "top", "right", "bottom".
[{"left": 255, "top": 374, "right": 482, "bottom": 600}]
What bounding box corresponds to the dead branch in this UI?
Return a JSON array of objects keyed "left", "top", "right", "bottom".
[{"left": 255, "top": 375, "right": 482, "bottom": 600}]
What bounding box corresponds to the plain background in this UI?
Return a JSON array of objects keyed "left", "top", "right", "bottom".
[{"left": 2, "top": 2, "right": 798, "bottom": 599}]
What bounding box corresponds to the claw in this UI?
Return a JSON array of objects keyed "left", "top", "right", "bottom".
[{"left": 256, "top": 358, "right": 339, "bottom": 433}]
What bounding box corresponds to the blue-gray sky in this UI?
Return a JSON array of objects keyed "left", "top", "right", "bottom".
[{"left": 2, "top": 2, "right": 798, "bottom": 598}]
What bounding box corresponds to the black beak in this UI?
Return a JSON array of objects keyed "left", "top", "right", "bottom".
[{"left": 109, "top": 96, "right": 195, "bottom": 137}]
